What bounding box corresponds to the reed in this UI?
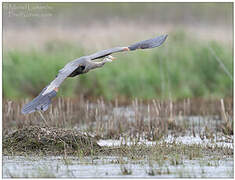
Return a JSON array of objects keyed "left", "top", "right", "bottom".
[{"left": 3, "top": 97, "right": 233, "bottom": 139}]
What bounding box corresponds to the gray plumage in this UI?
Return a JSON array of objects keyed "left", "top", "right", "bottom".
[
  {"left": 21, "top": 34, "right": 168, "bottom": 114},
  {"left": 128, "top": 34, "right": 168, "bottom": 50},
  {"left": 22, "top": 86, "right": 57, "bottom": 114}
]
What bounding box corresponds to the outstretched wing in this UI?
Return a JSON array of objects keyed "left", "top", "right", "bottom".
[
  {"left": 21, "top": 86, "right": 57, "bottom": 114},
  {"left": 88, "top": 47, "right": 128, "bottom": 60},
  {"left": 88, "top": 34, "right": 168, "bottom": 60},
  {"left": 42, "top": 63, "right": 78, "bottom": 96},
  {"left": 21, "top": 63, "right": 78, "bottom": 114}
]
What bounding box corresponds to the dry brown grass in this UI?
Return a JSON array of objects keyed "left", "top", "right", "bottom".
[
  {"left": 3, "top": 97, "right": 233, "bottom": 139},
  {"left": 3, "top": 126, "right": 101, "bottom": 155}
]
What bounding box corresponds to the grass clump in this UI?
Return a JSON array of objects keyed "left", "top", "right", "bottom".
[
  {"left": 99, "top": 142, "right": 233, "bottom": 161},
  {"left": 3, "top": 126, "right": 101, "bottom": 156}
]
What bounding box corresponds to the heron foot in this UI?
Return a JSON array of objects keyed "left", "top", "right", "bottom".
[{"left": 104, "top": 55, "right": 116, "bottom": 63}]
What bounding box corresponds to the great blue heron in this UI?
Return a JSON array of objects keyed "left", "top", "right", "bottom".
[{"left": 22, "top": 34, "right": 168, "bottom": 114}]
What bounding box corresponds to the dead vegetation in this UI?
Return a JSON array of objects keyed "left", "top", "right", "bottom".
[
  {"left": 3, "top": 97, "right": 233, "bottom": 138},
  {"left": 219, "top": 98, "right": 233, "bottom": 135},
  {"left": 2, "top": 97, "right": 233, "bottom": 155},
  {"left": 3, "top": 126, "right": 101, "bottom": 155}
]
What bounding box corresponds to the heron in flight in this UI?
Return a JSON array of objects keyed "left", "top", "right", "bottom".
[{"left": 22, "top": 34, "right": 168, "bottom": 114}]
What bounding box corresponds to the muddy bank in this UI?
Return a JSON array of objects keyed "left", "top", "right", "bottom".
[{"left": 3, "top": 126, "right": 101, "bottom": 155}]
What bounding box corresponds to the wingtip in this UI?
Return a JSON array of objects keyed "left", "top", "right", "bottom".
[
  {"left": 21, "top": 102, "right": 36, "bottom": 114},
  {"left": 21, "top": 89, "right": 58, "bottom": 115},
  {"left": 21, "top": 109, "right": 26, "bottom": 114},
  {"left": 21, "top": 106, "right": 35, "bottom": 115},
  {"left": 160, "top": 34, "right": 168, "bottom": 41},
  {"left": 157, "top": 34, "right": 168, "bottom": 46}
]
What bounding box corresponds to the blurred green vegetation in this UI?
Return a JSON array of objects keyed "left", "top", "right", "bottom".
[{"left": 3, "top": 31, "right": 233, "bottom": 100}]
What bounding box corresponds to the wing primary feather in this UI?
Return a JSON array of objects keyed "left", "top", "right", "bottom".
[
  {"left": 21, "top": 88, "right": 57, "bottom": 114},
  {"left": 128, "top": 34, "right": 168, "bottom": 51}
]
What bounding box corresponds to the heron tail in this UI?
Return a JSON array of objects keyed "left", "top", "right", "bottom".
[{"left": 21, "top": 87, "right": 57, "bottom": 114}]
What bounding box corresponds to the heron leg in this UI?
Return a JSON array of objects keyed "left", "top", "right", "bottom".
[
  {"left": 84, "top": 59, "right": 111, "bottom": 72},
  {"left": 38, "top": 111, "right": 49, "bottom": 127}
]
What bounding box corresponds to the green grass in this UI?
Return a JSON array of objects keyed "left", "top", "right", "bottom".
[{"left": 3, "top": 31, "right": 233, "bottom": 100}]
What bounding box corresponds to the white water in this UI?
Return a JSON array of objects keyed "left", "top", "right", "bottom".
[
  {"left": 3, "top": 155, "right": 233, "bottom": 178},
  {"left": 97, "top": 135, "right": 233, "bottom": 149}
]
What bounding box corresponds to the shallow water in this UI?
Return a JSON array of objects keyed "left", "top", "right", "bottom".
[
  {"left": 3, "top": 155, "right": 233, "bottom": 178},
  {"left": 97, "top": 135, "right": 233, "bottom": 149}
]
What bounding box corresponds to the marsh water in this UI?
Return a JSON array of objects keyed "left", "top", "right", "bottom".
[
  {"left": 3, "top": 130, "right": 234, "bottom": 178},
  {"left": 3, "top": 153, "right": 233, "bottom": 178}
]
